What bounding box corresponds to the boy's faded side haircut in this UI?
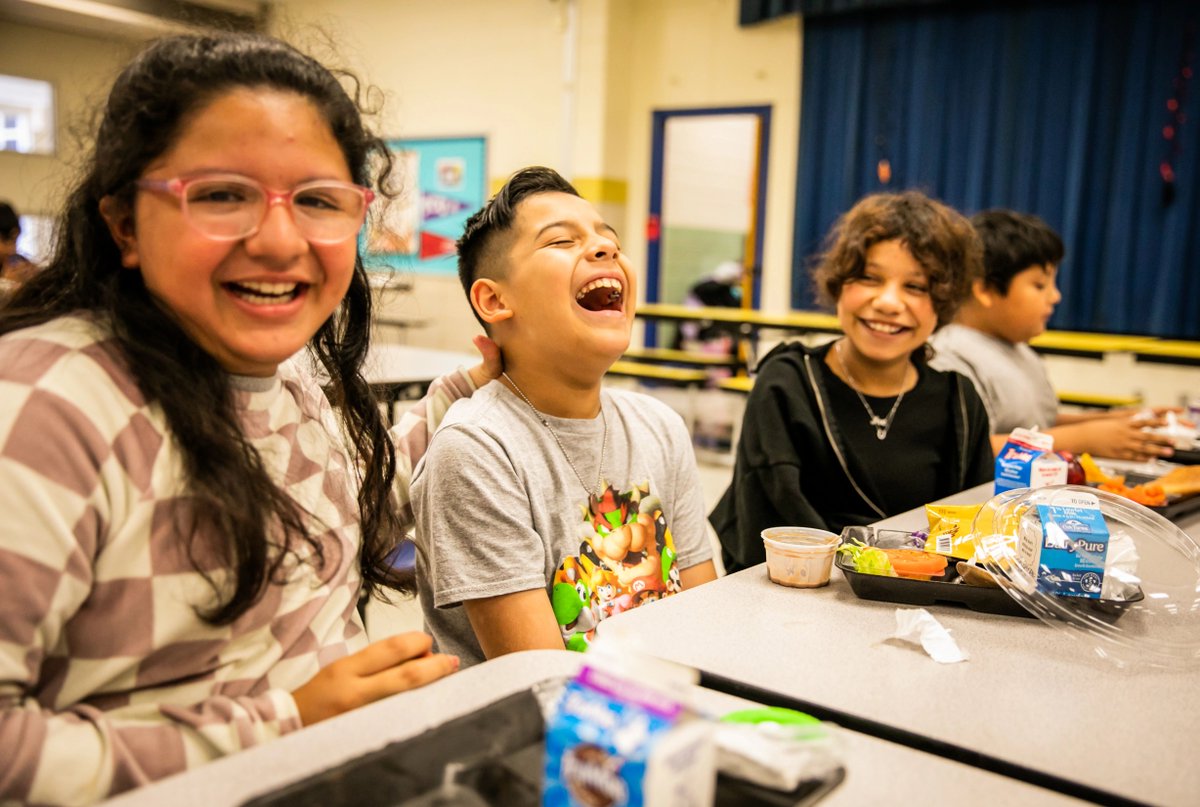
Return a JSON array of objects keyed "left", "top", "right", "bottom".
[
  {"left": 456, "top": 166, "right": 580, "bottom": 327},
  {"left": 812, "top": 191, "right": 983, "bottom": 328},
  {"left": 970, "top": 209, "right": 1065, "bottom": 295}
]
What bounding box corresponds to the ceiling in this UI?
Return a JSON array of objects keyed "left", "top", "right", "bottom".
[{"left": 0, "top": 0, "right": 267, "bottom": 40}]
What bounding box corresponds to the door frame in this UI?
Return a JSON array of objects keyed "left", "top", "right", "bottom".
[{"left": 645, "top": 104, "right": 771, "bottom": 347}]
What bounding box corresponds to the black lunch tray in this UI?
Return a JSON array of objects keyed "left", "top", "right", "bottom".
[
  {"left": 836, "top": 526, "right": 1143, "bottom": 621},
  {"left": 240, "top": 684, "right": 845, "bottom": 807},
  {"left": 1118, "top": 471, "right": 1200, "bottom": 522},
  {"left": 1170, "top": 447, "right": 1200, "bottom": 466}
]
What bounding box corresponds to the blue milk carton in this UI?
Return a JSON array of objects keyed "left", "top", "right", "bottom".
[
  {"left": 1016, "top": 490, "right": 1111, "bottom": 599},
  {"left": 544, "top": 661, "right": 715, "bottom": 807},
  {"left": 994, "top": 427, "right": 1067, "bottom": 495}
]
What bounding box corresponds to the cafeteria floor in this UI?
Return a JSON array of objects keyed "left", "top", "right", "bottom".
[{"left": 364, "top": 455, "right": 735, "bottom": 642}]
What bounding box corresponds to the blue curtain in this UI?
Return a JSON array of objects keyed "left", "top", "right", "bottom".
[
  {"left": 740, "top": 0, "right": 951, "bottom": 26},
  {"left": 793, "top": 1, "right": 1200, "bottom": 338},
  {"left": 740, "top": 0, "right": 802, "bottom": 26}
]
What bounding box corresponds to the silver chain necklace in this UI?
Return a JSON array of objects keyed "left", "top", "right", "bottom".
[
  {"left": 502, "top": 371, "right": 607, "bottom": 497},
  {"left": 835, "top": 340, "right": 908, "bottom": 440}
]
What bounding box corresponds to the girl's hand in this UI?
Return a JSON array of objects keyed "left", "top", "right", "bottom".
[
  {"left": 467, "top": 334, "right": 503, "bottom": 388},
  {"left": 292, "top": 632, "right": 458, "bottom": 726}
]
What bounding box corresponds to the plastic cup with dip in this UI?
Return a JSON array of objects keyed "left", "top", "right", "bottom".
[{"left": 761, "top": 527, "right": 840, "bottom": 588}]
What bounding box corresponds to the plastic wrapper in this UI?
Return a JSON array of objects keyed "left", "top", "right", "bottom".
[
  {"left": 714, "top": 708, "right": 842, "bottom": 793},
  {"left": 923, "top": 503, "right": 983, "bottom": 559},
  {"left": 973, "top": 485, "right": 1200, "bottom": 669}
]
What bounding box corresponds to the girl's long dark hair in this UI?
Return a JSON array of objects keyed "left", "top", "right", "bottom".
[{"left": 0, "top": 33, "right": 406, "bottom": 624}]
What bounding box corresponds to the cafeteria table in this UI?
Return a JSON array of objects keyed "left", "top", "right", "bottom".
[
  {"left": 1133, "top": 339, "right": 1200, "bottom": 367},
  {"left": 362, "top": 343, "right": 477, "bottom": 421},
  {"left": 99, "top": 650, "right": 1088, "bottom": 807},
  {"left": 599, "top": 483, "right": 1200, "bottom": 807},
  {"left": 635, "top": 305, "right": 1200, "bottom": 368},
  {"left": 636, "top": 303, "right": 842, "bottom": 368}
]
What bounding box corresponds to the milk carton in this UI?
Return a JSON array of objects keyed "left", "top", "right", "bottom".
[
  {"left": 1015, "top": 490, "right": 1111, "bottom": 599},
  {"left": 994, "top": 427, "right": 1067, "bottom": 495},
  {"left": 544, "top": 661, "right": 715, "bottom": 807}
]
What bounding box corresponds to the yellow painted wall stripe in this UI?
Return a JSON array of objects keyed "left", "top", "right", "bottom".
[
  {"left": 489, "top": 175, "right": 627, "bottom": 204},
  {"left": 572, "top": 177, "right": 628, "bottom": 204}
]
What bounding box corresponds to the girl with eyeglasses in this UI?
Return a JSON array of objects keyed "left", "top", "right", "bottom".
[{"left": 0, "top": 33, "right": 499, "bottom": 804}]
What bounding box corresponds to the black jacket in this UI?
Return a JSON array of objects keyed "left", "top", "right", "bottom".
[{"left": 710, "top": 341, "right": 994, "bottom": 573}]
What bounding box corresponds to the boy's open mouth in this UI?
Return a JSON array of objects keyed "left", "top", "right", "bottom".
[
  {"left": 575, "top": 277, "right": 624, "bottom": 312},
  {"left": 226, "top": 280, "right": 303, "bottom": 305}
]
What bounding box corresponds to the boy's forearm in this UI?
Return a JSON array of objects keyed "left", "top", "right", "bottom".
[
  {"left": 1054, "top": 410, "right": 1111, "bottom": 425},
  {"left": 680, "top": 560, "right": 718, "bottom": 588},
  {"left": 1018, "top": 421, "right": 1091, "bottom": 455},
  {"left": 463, "top": 589, "right": 565, "bottom": 660}
]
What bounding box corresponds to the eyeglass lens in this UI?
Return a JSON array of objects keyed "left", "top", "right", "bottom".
[{"left": 183, "top": 178, "right": 367, "bottom": 243}]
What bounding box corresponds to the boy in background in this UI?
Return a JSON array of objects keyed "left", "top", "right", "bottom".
[
  {"left": 411, "top": 167, "right": 717, "bottom": 667},
  {"left": 930, "top": 209, "right": 1175, "bottom": 460}
]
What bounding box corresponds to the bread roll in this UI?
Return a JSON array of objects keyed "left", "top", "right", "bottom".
[{"left": 1156, "top": 465, "right": 1200, "bottom": 497}]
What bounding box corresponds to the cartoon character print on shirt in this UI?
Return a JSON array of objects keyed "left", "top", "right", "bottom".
[{"left": 551, "top": 480, "right": 683, "bottom": 652}]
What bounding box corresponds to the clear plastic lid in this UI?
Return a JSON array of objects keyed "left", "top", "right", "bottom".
[
  {"left": 971, "top": 485, "right": 1200, "bottom": 669},
  {"left": 761, "top": 527, "right": 840, "bottom": 552}
]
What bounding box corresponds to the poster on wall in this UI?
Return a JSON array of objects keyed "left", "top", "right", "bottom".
[{"left": 365, "top": 136, "right": 486, "bottom": 275}]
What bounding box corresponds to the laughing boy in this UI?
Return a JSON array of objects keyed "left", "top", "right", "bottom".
[{"left": 411, "top": 167, "right": 717, "bottom": 667}]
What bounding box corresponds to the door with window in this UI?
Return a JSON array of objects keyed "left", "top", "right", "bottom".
[{"left": 645, "top": 106, "right": 770, "bottom": 348}]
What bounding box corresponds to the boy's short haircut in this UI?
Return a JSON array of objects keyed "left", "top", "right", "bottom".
[
  {"left": 455, "top": 166, "right": 581, "bottom": 327},
  {"left": 970, "top": 209, "right": 1064, "bottom": 294},
  {"left": 811, "top": 190, "right": 983, "bottom": 327}
]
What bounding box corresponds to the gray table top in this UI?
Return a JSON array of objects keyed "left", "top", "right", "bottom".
[
  {"left": 99, "top": 649, "right": 1085, "bottom": 807},
  {"left": 97, "top": 474, "right": 1196, "bottom": 806},
  {"left": 362, "top": 343, "right": 476, "bottom": 386},
  {"left": 600, "top": 482, "right": 1200, "bottom": 806}
]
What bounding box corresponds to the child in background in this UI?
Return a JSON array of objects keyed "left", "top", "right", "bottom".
[
  {"left": 0, "top": 200, "right": 39, "bottom": 300},
  {"left": 412, "top": 167, "right": 717, "bottom": 668},
  {"left": 929, "top": 209, "right": 1176, "bottom": 460},
  {"left": 0, "top": 33, "right": 499, "bottom": 804},
  {"left": 671, "top": 258, "right": 744, "bottom": 353},
  {"left": 711, "top": 192, "right": 993, "bottom": 573}
]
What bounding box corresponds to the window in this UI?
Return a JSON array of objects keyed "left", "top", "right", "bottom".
[
  {"left": 0, "top": 75, "right": 55, "bottom": 155},
  {"left": 17, "top": 215, "right": 53, "bottom": 265}
]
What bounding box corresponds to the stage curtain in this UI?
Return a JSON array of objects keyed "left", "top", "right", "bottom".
[
  {"left": 740, "top": 0, "right": 955, "bottom": 26},
  {"left": 792, "top": 0, "right": 1199, "bottom": 337}
]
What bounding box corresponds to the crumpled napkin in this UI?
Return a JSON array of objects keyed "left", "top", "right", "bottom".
[
  {"left": 894, "top": 608, "right": 969, "bottom": 663},
  {"left": 1144, "top": 411, "right": 1199, "bottom": 450}
]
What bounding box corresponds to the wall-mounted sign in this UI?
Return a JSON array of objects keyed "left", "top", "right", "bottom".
[{"left": 366, "top": 136, "right": 486, "bottom": 275}]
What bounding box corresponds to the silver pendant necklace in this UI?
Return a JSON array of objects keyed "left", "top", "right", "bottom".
[
  {"left": 502, "top": 371, "right": 607, "bottom": 497},
  {"left": 835, "top": 340, "right": 908, "bottom": 440}
]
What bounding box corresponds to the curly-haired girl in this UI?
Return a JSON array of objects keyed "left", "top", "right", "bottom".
[{"left": 712, "top": 191, "right": 993, "bottom": 572}]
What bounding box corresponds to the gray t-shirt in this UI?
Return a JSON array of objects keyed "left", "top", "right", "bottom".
[
  {"left": 929, "top": 323, "right": 1058, "bottom": 434},
  {"left": 411, "top": 382, "right": 711, "bottom": 667}
]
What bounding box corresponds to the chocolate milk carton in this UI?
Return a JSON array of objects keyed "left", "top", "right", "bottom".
[
  {"left": 544, "top": 661, "right": 715, "bottom": 807},
  {"left": 994, "top": 427, "right": 1067, "bottom": 495}
]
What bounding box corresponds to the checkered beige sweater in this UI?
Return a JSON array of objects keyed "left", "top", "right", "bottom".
[{"left": 0, "top": 316, "right": 474, "bottom": 805}]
